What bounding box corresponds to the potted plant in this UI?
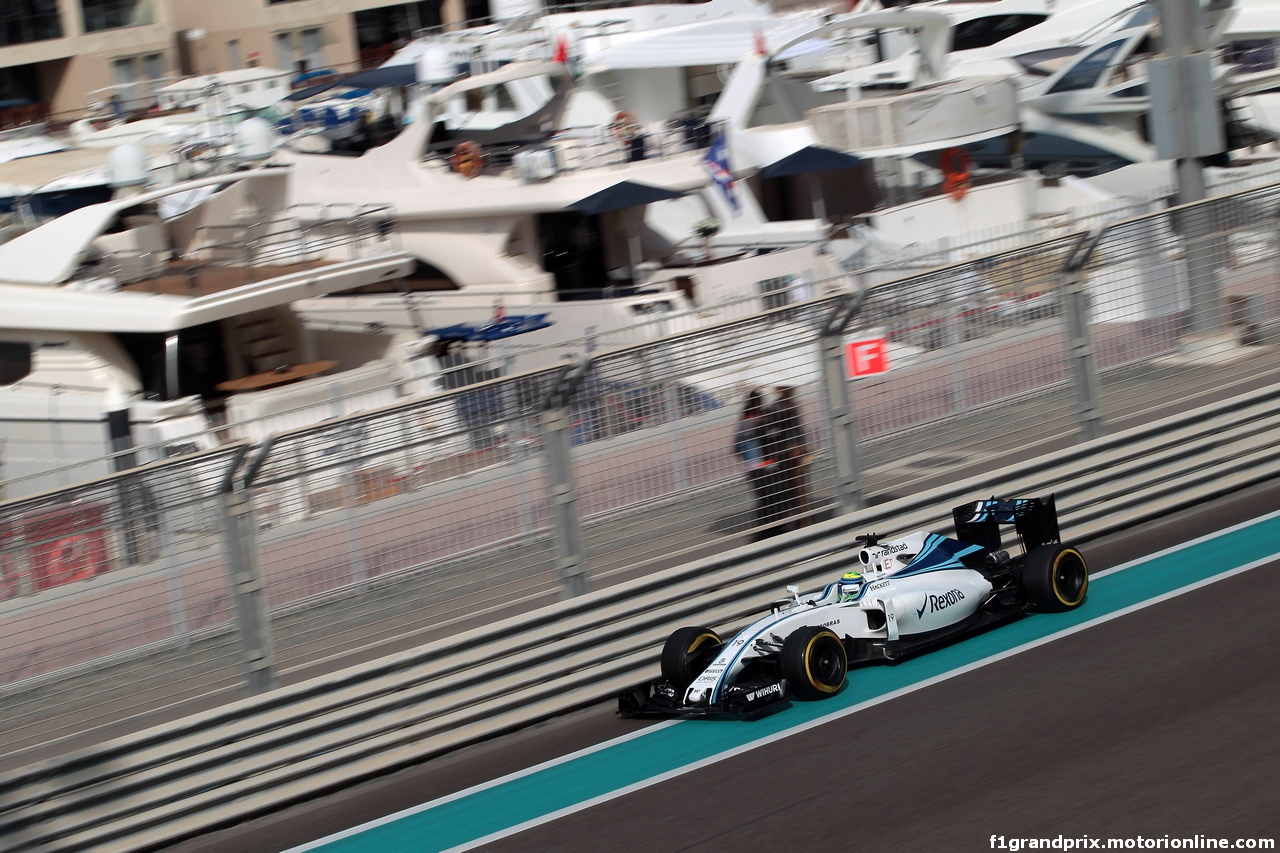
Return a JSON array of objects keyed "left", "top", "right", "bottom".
[{"left": 693, "top": 217, "right": 720, "bottom": 261}]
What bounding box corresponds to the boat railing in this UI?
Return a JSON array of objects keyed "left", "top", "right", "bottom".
[
  {"left": 411, "top": 0, "right": 649, "bottom": 41},
  {"left": 85, "top": 76, "right": 187, "bottom": 117},
  {"left": 110, "top": 204, "right": 400, "bottom": 294},
  {"left": 550, "top": 115, "right": 717, "bottom": 171},
  {"left": 438, "top": 115, "right": 719, "bottom": 178}
]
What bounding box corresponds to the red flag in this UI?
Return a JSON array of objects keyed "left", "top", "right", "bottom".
[
  {"left": 553, "top": 33, "right": 568, "bottom": 65},
  {"left": 493, "top": 300, "right": 507, "bottom": 322},
  {"left": 754, "top": 26, "right": 767, "bottom": 57}
]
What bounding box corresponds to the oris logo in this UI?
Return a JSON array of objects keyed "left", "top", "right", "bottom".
[{"left": 916, "top": 588, "right": 965, "bottom": 619}]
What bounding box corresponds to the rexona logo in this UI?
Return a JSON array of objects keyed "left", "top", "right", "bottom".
[
  {"left": 916, "top": 588, "right": 965, "bottom": 619},
  {"left": 745, "top": 683, "right": 783, "bottom": 703}
]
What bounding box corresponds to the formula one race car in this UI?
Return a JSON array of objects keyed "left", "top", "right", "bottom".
[{"left": 619, "top": 495, "right": 1087, "bottom": 719}]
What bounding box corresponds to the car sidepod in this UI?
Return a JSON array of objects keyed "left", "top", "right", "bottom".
[{"left": 875, "top": 569, "right": 994, "bottom": 637}]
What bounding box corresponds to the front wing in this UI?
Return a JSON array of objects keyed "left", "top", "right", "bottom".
[{"left": 618, "top": 678, "right": 791, "bottom": 720}]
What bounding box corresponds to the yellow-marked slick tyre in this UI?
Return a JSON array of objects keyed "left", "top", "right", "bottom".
[
  {"left": 780, "top": 626, "right": 847, "bottom": 701},
  {"left": 660, "top": 626, "right": 723, "bottom": 693},
  {"left": 1020, "top": 543, "right": 1089, "bottom": 612}
]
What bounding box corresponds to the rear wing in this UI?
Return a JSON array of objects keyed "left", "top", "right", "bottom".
[{"left": 952, "top": 495, "right": 1061, "bottom": 554}]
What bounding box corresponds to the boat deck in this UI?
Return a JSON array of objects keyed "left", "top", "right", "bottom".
[{"left": 119, "top": 257, "right": 330, "bottom": 297}]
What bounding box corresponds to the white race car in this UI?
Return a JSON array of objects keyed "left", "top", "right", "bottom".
[{"left": 620, "top": 495, "right": 1088, "bottom": 718}]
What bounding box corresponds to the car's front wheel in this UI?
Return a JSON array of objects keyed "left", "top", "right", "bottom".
[
  {"left": 661, "top": 626, "right": 723, "bottom": 693},
  {"left": 1020, "top": 543, "right": 1088, "bottom": 612},
  {"left": 780, "top": 626, "right": 847, "bottom": 700}
]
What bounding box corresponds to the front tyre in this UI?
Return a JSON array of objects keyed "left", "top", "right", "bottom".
[
  {"left": 660, "top": 626, "right": 722, "bottom": 693},
  {"left": 780, "top": 626, "right": 847, "bottom": 700},
  {"left": 1020, "top": 543, "right": 1088, "bottom": 612}
]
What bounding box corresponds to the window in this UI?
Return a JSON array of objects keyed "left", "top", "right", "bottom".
[
  {"left": 757, "top": 276, "right": 794, "bottom": 312},
  {"left": 1048, "top": 40, "right": 1127, "bottom": 94},
  {"left": 0, "top": 342, "right": 32, "bottom": 386},
  {"left": 274, "top": 32, "right": 293, "bottom": 73},
  {"left": 354, "top": 3, "right": 438, "bottom": 66},
  {"left": 300, "top": 28, "right": 324, "bottom": 72},
  {"left": 275, "top": 27, "right": 326, "bottom": 76},
  {"left": 110, "top": 53, "right": 165, "bottom": 112},
  {"left": 227, "top": 39, "right": 243, "bottom": 70},
  {"left": 83, "top": 0, "right": 155, "bottom": 34},
  {"left": 493, "top": 84, "right": 515, "bottom": 111},
  {"left": 1109, "top": 83, "right": 1147, "bottom": 99},
  {"left": 951, "top": 14, "right": 1047, "bottom": 52},
  {"left": 1, "top": 1, "right": 63, "bottom": 46}
]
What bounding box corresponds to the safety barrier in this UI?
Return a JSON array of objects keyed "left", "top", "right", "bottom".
[
  {"left": 2, "top": 382, "right": 1279, "bottom": 851},
  {"left": 5, "top": 175, "right": 1280, "bottom": 768}
]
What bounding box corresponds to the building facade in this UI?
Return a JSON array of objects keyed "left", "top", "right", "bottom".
[{"left": 0, "top": 0, "right": 465, "bottom": 121}]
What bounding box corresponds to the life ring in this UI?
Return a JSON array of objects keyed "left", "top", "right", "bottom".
[
  {"left": 940, "top": 147, "right": 972, "bottom": 201},
  {"left": 450, "top": 141, "right": 484, "bottom": 178},
  {"left": 609, "top": 110, "right": 641, "bottom": 145}
]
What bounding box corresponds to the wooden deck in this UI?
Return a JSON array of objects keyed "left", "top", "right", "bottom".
[{"left": 119, "top": 258, "right": 329, "bottom": 297}]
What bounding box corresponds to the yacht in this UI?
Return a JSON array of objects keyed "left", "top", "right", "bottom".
[{"left": 0, "top": 162, "right": 465, "bottom": 499}]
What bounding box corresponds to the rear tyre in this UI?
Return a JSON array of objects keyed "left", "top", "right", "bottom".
[
  {"left": 1020, "top": 543, "right": 1088, "bottom": 612},
  {"left": 660, "top": 626, "right": 723, "bottom": 693},
  {"left": 780, "top": 626, "right": 847, "bottom": 700}
]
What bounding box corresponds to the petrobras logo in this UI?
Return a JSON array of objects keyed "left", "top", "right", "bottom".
[{"left": 745, "top": 683, "right": 783, "bottom": 703}]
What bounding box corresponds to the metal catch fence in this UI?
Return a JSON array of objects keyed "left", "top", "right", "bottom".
[
  {"left": 4, "top": 180, "right": 1280, "bottom": 767},
  {"left": 0, "top": 445, "right": 248, "bottom": 758}
]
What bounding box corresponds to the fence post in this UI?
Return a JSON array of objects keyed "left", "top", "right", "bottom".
[
  {"left": 819, "top": 294, "right": 867, "bottom": 516},
  {"left": 217, "top": 452, "right": 277, "bottom": 695},
  {"left": 541, "top": 359, "right": 591, "bottom": 598},
  {"left": 1062, "top": 229, "right": 1106, "bottom": 442}
]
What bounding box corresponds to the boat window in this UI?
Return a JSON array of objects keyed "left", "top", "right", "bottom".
[
  {"left": 757, "top": 276, "right": 795, "bottom": 311},
  {"left": 494, "top": 85, "right": 515, "bottom": 111},
  {"left": 1227, "top": 39, "right": 1278, "bottom": 73},
  {"left": 1109, "top": 83, "right": 1147, "bottom": 99},
  {"left": 951, "top": 14, "right": 1048, "bottom": 52},
  {"left": 115, "top": 324, "right": 229, "bottom": 401},
  {"left": 1123, "top": 5, "right": 1154, "bottom": 29},
  {"left": 0, "top": 342, "right": 32, "bottom": 385},
  {"left": 630, "top": 300, "right": 673, "bottom": 316},
  {"left": 1048, "top": 40, "right": 1128, "bottom": 94}
]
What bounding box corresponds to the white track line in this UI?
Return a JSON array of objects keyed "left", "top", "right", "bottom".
[
  {"left": 445, "top": 551, "right": 1280, "bottom": 853},
  {"left": 293, "top": 510, "right": 1280, "bottom": 853}
]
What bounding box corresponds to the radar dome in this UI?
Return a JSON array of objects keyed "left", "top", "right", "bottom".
[
  {"left": 107, "top": 143, "right": 149, "bottom": 189},
  {"left": 234, "top": 117, "right": 275, "bottom": 163}
]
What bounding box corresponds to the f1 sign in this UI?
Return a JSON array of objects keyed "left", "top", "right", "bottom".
[{"left": 846, "top": 338, "right": 889, "bottom": 377}]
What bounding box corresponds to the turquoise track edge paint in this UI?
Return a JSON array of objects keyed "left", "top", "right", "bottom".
[{"left": 295, "top": 512, "right": 1280, "bottom": 853}]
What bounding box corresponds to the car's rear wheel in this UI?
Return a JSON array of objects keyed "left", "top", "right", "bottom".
[
  {"left": 780, "top": 626, "right": 847, "bottom": 700},
  {"left": 1020, "top": 543, "right": 1088, "bottom": 612},
  {"left": 661, "top": 626, "right": 723, "bottom": 693}
]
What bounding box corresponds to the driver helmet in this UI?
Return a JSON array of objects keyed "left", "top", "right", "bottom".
[{"left": 838, "top": 570, "right": 864, "bottom": 602}]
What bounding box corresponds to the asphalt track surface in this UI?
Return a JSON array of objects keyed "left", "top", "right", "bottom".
[{"left": 176, "top": 482, "right": 1280, "bottom": 853}]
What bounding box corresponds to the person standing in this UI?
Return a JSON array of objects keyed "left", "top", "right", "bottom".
[
  {"left": 763, "top": 385, "right": 811, "bottom": 531},
  {"left": 733, "top": 389, "right": 770, "bottom": 538}
]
